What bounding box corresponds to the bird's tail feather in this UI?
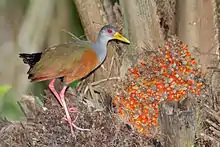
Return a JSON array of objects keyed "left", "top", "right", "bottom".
[{"left": 19, "top": 53, "right": 42, "bottom": 68}]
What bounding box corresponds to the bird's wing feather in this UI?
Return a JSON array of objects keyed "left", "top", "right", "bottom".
[
  {"left": 63, "top": 49, "right": 100, "bottom": 84},
  {"left": 29, "top": 42, "right": 99, "bottom": 83}
]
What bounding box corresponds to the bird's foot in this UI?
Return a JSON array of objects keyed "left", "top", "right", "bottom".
[
  {"left": 71, "top": 122, "right": 90, "bottom": 131},
  {"left": 64, "top": 114, "right": 90, "bottom": 138},
  {"left": 62, "top": 106, "right": 78, "bottom": 120},
  {"left": 63, "top": 113, "right": 90, "bottom": 132},
  {"left": 68, "top": 107, "right": 78, "bottom": 113},
  {"left": 62, "top": 110, "right": 78, "bottom": 122}
]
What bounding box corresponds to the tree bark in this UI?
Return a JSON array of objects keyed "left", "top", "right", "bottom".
[
  {"left": 159, "top": 100, "right": 197, "bottom": 147},
  {"left": 119, "top": 0, "right": 164, "bottom": 77},
  {"left": 176, "top": 0, "right": 198, "bottom": 52},
  {"left": 120, "top": 0, "right": 163, "bottom": 51},
  {"left": 211, "top": 0, "right": 220, "bottom": 105},
  {"left": 176, "top": 0, "right": 218, "bottom": 72},
  {"left": 103, "top": 0, "right": 116, "bottom": 25},
  {"left": 74, "top": 0, "right": 107, "bottom": 42}
]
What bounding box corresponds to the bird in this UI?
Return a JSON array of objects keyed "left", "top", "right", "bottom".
[{"left": 19, "top": 25, "right": 130, "bottom": 137}]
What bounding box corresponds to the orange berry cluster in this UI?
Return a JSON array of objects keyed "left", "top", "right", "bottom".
[{"left": 113, "top": 38, "right": 204, "bottom": 135}]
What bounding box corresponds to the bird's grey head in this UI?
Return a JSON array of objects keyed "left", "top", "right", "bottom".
[
  {"left": 97, "top": 25, "right": 130, "bottom": 45},
  {"left": 97, "top": 25, "right": 117, "bottom": 43},
  {"left": 93, "top": 25, "right": 130, "bottom": 63}
]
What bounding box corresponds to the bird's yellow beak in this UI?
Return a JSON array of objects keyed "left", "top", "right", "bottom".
[{"left": 113, "top": 32, "right": 130, "bottom": 44}]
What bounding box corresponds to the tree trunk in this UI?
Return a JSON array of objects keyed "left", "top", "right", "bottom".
[
  {"left": 12, "top": 0, "right": 55, "bottom": 99},
  {"left": 47, "top": 0, "right": 71, "bottom": 45},
  {"left": 176, "top": 0, "right": 218, "bottom": 72},
  {"left": 74, "top": 0, "right": 107, "bottom": 42},
  {"left": 119, "top": 0, "right": 164, "bottom": 77},
  {"left": 159, "top": 0, "right": 219, "bottom": 146}
]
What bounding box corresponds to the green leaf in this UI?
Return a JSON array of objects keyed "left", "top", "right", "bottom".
[
  {"left": 0, "top": 88, "right": 24, "bottom": 121},
  {"left": 0, "top": 85, "right": 11, "bottom": 97},
  {"left": 69, "top": 79, "right": 80, "bottom": 88},
  {"left": 29, "top": 81, "right": 48, "bottom": 106}
]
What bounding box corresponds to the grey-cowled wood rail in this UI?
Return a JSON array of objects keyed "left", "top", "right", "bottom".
[{"left": 19, "top": 25, "right": 130, "bottom": 137}]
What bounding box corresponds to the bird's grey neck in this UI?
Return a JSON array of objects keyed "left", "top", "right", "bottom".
[{"left": 92, "top": 37, "right": 109, "bottom": 63}]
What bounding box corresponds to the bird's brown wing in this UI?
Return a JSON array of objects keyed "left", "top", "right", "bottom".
[
  {"left": 29, "top": 43, "right": 99, "bottom": 83},
  {"left": 63, "top": 49, "right": 100, "bottom": 84}
]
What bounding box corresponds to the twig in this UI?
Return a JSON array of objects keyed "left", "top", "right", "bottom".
[
  {"left": 200, "top": 132, "right": 215, "bottom": 141},
  {"left": 82, "top": 77, "right": 120, "bottom": 99},
  {"left": 83, "top": 84, "right": 89, "bottom": 95},
  {"left": 204, "top": 104, "right": 220, "bottom": 123},
  {"left": 61, "top": 29, "right": 80, "bottom": 41},
  {"left": 20, "top": 122, "right": 32, "bottom": 147},
  {"left": 205, "top": 119, "right": 220, "bottom": 130},
  {"left": 88, "top": 84, "right": 96, "bottom": 99},
  {"left": 85, "top": 84, "right": 103, "bottom": 110},
  {"left": 91, "top": 77, "right": 120, "bottom": 86},
  {"left": 101, "top": 65, "right": 107, "bottom": 72},
  {"left": 108, "top": 56, "right": 115, "bottom": 78},
  {"left": 207, "top": 67, "right": 220, "bottom": 72},
  {"left": 209, "top": 126, "right": 220, "bottom": 137}
]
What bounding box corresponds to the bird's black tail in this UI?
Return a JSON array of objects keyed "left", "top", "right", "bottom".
[{"left": 19, "top": 53, "right": 42, "bottom": 68}]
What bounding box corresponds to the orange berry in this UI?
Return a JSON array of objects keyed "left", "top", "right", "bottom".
[
  {"left": 112, "top": 100, "right": 117, "bottom": 106},
  {"left": 155, "top": 109, "right": 159, "bottom": 115},
  {"left": 168, "top": 57, "right": 174, "bottom": 63},
  {"left": 138, "top": 127, "right": 145, "bottom": 134},
  {"left": 135, "top": 118, "right": 142, "bottom": 125},
  {"left": 195, "top": 89, "right": 201, "bottom": 95},
  {"left": 171, "top": 71, "right": 177, "bottom": 75},
  {"left": 143, "top": 108, "right": 148, "bottom": 114},
  {"left": 153, "top": 57, "right": 158, "bottom": 61},
  {"left": 124, "top": 101, "right": 130, "bottom": 108},
  {"left": 130, "top": 99, "right": 137, "bottom": 105},
  {"left": 118, "top": 108, "right": 125, "bottom": 117},
  {"left": 186, "top": 51, "right": 191, "bottom": 56},
  {"left": 167, "top": 93, "right": 174, "bottom": 100},
  {"left": 166, "top": 86, "right": 173, "bottom": 92},
  {"left": 187, "top": 80, "right": 194, "bottom": 86},
  {"left": 163, "top": 71, "right": 168, "bottom": 76},
  {"left": 179, "top": 66, "right": 184, "bottom": 72},
  {"left": 129, "top": 93, "right": 135, "bottom": 98},
  {"left": 197, "top": 82, "right": 202, "bottom": 88},
  {"left": 129, "top": 117, "right": 135, "bottom": 123},
  {"left": 183, "top": 44, "right": 188, "bottom": 49},
  {"left": 191, "top": 60, "right": 197, "bottom": 65},
  {"left": 147, "top": 88, "right": 153, "bottom": 94}
]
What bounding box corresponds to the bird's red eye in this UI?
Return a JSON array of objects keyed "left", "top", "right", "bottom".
[{"left": 107, "top": 29, "right": 112, "bottom": 34}]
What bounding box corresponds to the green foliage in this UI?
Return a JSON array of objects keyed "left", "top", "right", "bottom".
[
  {"left": 115, "top": 0, "right": 120, "bottom": 3},
  {"left": 69, "top": 79, "right": 80, "bottom": 88},
  {"left": 0, "top": 85, "right": 11, "bottom": 97},
  {"left": 0, "top": 85, "right": 24, "bottom": 121},
  {"left": 69, "top": 0, "right": 85, "bottom": 39},
  {"left": 29, "top": 81, "right": 48, "bottom": 106}
]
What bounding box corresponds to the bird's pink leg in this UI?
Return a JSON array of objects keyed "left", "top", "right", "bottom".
[
  {"left": 49, "top": 79, "right": 76, "bottom": 112},
  {"left": 48, "top": 79, "right": 63, "bottom": 106},
  {"left": 68, "top": 88, "right": 79, "bottom": 113},
  {"left": 59, "top": 85, "right": 89, "bottom": 137}
]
